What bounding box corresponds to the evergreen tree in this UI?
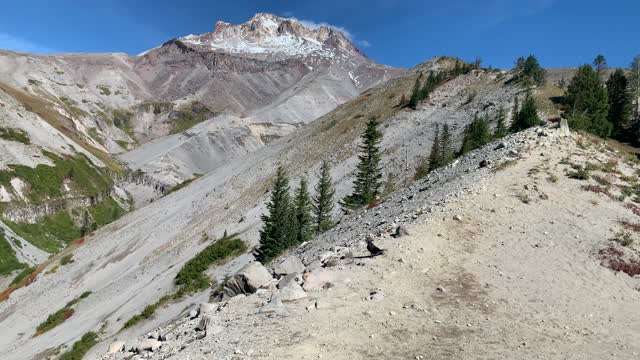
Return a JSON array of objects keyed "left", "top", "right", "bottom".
[
  {"left": 439, "top": 124, "right": 454, "bottom": 165},
  {"left": 312, "top": 161, "right": 335, "bottom": 233},
  {"left": 293, "top": 178, "right": 312, "bottom": 244},
  {"left": 630, "top": 55, "right": 640, "bottom": 126},
  {"left": 593, "top": 54, "right": 608, "bottom": 78},
  {"left": 566, "top": 64, "right": 611, "bottom": 137},
  {"left": 460, "top": 114, "right": 491, "bottom": 155},
  {"left": 256, "top": 165, "right": 296, "bottom": 262},
  {"left": 606, "top": 69, "right": 631, "bottom": 138},
  {"left": 514, "top": 55, "right": 546, "bottom": 86},
  {"left": 427, "top": 124, "right": 441, "bottom": 171},
  {"left": 343, "top": 117, "right": 383, "bottom": 208},
  {"left": 493, "top": 106, "right": 508, "bottom": 138},
  {"left": 408, "top": 73, "right": 423, "bottom": 109},
  {"left": 513, "top": 93, "right": 543, "bottom": 131},
  {"left": 510, "top": 96, "right": 520, "bottom": 130}
]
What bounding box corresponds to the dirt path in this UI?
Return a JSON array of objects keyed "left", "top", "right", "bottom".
[{"left": 271, "top": 139, "right": 640, "bottom": 360}]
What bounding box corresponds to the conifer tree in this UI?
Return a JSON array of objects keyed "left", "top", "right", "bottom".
[
  {"left": 256, "top": 165, "right": 295, "bottom": 262},
  {"left": 510, "top": 96, "right": 520, "bottom": 131},
  {"left": 312, "top": 161, "right": 335, "bottom": 233},
  {"left": 408, "top": 73, "right": 423, "bottom": 109},
  {"left": 427, "top": 123, "right": 441, "bottom": 171},
  {"left": 512, "top": 93, "right": 543, "bottom": 131},
  {"left": 630, "top": 55, "right": 640, "bottom": 127},
  {"left": 566, "top": 64, "right": 611, "bottom": 137},
  {"left": 343, "top": 117, "right": 383, "bottom": 208},
  {"left": 460, "top": 114, "right": 491, "bottom": 155},
  {"left": 293, "top": 178, "right": 312, "bottom": 244},
  {"left": 493, "top": 106, "right": 508, "bottom": 138},
  {"left": 593, "top": 54, "right": 608, "bottom": 78},
  {"left": 439, "top": 124, "right": 454, "bottom": 165},
  {"left": 606, "top": 69, "right": 631, "bottom": 138}
]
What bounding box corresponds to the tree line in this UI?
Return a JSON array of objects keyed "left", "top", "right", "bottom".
[
  {"left": 256, "top": 55, "right": 550, "bottom": 261},
  {"left": 563, "top": 54, "right": 640, "bottom": 143}
]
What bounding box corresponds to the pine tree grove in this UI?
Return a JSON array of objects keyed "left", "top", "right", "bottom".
[
  {"left": 566, "top": 64, "right": 611, "bottom": 137},
  {"left": 606, "top": 69, "right": 631, "bottom": 138},
  {"left": 493, "top": 106, "right": 508, "bottom": 139},
  {"left": 510, "top": 93, "right": 543, "bottom": 132},
  {"left": 460, "top": 114, "right": 491, "bottom": 155}
]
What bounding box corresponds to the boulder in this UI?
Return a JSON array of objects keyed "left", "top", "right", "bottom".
[
  {"left": 302, "top": 270, "right": 335, "bottom": 291},
  {"left": 196, "top": 315, "right": 213, "bottom": 332},
  {"left": 147, "top": 331, "right": 159, "bottom": 340},
  {"left": 277, "top": 273, "right": 302, "bottom": 289},
  {"left": 188, "top": 308, "right": 199, "bottom": 319},
  {"left": 159, "top": 332, "right": 174, "bottom": 342},
  {"left": 136, "top": 339, "right": 162, "bottom": 353},
  {"left": 199, "top": 302, "right": 219, "bottom": 315},
  {"left": 260, "top": 293, "right": 284, "bottom": 314},
  {"left": 273, "top": 256, "right": 305, "bottom": 276},
  {"left": 558, "top": 118, "right": 570, "bottom": 136},
  {"left": 278, "top": 280, "right": 307, "bottom": 302},
  {"left": 108, "top": 341, "right": 126, "bottom": 354},
  {"left": 211, "top": 262, "right": 273, "bottom": 301}
]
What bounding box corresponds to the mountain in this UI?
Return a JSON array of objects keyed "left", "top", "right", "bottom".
[
  {"left": 0, "top": 13, "right": 400, "bottom": 284},
  {"left": 0, "top": 56, "right": 528, "bottom": 359}
]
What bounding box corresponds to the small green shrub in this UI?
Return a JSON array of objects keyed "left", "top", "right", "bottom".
[
  {"left": 567, "top": 166, "right": 591, "bottom": 180},
  {"left": 0, "top": 127, "right": 30, "bottom": 144},
  {"left": 175, "top": 236, "right": 246, "bottom": 293},
  {"left": 96, "top": 85, "right": 111, "bottom": 96},
  {"left": 164, "top": 175, "right": 202, "bottom": 196},
  {"left": 60, "top": 254, "right": 74, "bottom": 266},
  {"left": 35, "top": 292, "right": 91, "bottom": 335},
  {"left": 59, "top": 332, "right": 98, "bottom": 360},
  {"left": 612, "top": 232, "right": 634, "bottom": 247},
  {"left": 10, "top": 266, "right": 36, "bottom": 286}
]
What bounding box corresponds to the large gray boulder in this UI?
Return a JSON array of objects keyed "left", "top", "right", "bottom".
[
  {"left": 211, "top": 262, "right": 273, "bottom": 301},
  {"left": 273, "top": 256, "right": 305, "bottom": 276},
  {"left": 135, "top": 338, "right": 162, "bottom": 353},
  {"left": 108, "top": 340, "right": 125, "bottom": 354},
  {"left": 278, "top": 279, "right": 307, "bottom": 302}
]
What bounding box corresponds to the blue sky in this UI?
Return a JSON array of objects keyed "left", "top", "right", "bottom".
[{"left": 0, "top": 0, "right": 637, "bottom": 69}]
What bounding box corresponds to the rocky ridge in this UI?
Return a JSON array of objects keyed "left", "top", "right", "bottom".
[{"left": 98, "top": 126, "right": 640, "bottom": 359}]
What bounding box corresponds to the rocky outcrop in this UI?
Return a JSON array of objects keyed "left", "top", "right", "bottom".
[{"left": 211, "top": 261, "right": 274, "bottom": 301}]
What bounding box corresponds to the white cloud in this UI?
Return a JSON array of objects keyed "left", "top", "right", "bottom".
[
  {"left": 0, "top": 33, "right": 57, "bottom": 54},
  {"left": 288, "top": 16, "right": 372, "bottom": 49},
  {"left": 357, "top": 40, "right": 372, "bottom": 48}
]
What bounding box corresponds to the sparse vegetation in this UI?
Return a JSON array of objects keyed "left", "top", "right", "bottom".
[
  {"left": 0, "top": 232, "right": 26, "bottom": 276},
  {"left": 124, "top": 235, "right": 246, "bottom": 329},
  {"left": 611, "top": 232, "right": 634, "bottom": 247},
  {"left": 59, "top": 331, "right": 98, "bottom": 360},
  {"left": 164, "top": 175, "right": 202, "bottom": 196},
  {"left": 59, "top": 254, "right": 74, "bottom": 266},
  {"left": 0, "top": 151, "right": 113, "bottom": 204},
  {"left": 9, "top": 266, "right": 36, "bottom": 287},
  {"left": 96, "top": 85, "right": 111, "bottom": 96},
  {"left": 88, "top": 197, "right": 125, "bottom": 226},
  {"left": 567, "top": 165, "right": 591, "bottom": 180},
  {"left": 174, "top": 235, "right": 247, "bottom": 295},
  {"left": 5, "top": 212, "right": 82, "bottom": 252},
  {"left": 0, "top": 127, "right": 31, "bottom": 144}
]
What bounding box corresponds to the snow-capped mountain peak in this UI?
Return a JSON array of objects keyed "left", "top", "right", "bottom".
[{"left": 174, "top": 13, "right": 363, "bottom": 59}]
